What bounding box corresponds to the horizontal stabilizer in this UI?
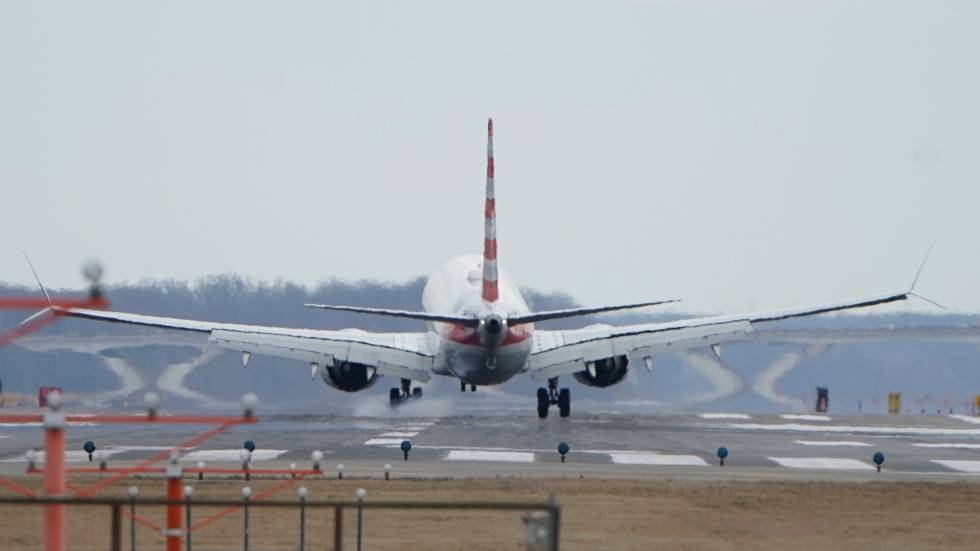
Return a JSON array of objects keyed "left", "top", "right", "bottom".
[
  {"left": 508, "top": 299, "right": 679, "bottom": 325},
  {"left": 304, "top": 304, "right": 481, "bottom": 327}
]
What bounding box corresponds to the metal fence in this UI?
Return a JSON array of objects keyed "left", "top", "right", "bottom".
[{"left": 0, "top": 495, "right": 561, "bottom": 551}]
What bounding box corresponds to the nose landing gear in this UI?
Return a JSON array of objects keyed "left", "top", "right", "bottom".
[
  {"left": 536, "top": 377, "right": 570, "bottom": 418},
  {"left": 459, "top": 382, "right": 478, "bottom": 392},
  {"left": 389, "top": 378, "right": 423, "bottom": 406}
]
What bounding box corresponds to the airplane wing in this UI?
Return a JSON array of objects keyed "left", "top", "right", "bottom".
[
  {"left": 59, "top": 307, "right": 434, "bottom": 382},
  {"left": 528, "top": 291, "right": 909, "bottom": 382}
]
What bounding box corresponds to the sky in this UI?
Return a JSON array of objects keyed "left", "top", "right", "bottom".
[{"left": 1, "top": 1, "right": 978, "bottom": 315}]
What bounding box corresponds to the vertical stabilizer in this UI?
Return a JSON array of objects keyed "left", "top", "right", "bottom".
[{"left": 482, "top": 118, "right": 499, "bottom": 303}]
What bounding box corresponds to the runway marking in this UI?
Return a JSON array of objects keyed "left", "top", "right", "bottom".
[
  {"left": 699, "top": 413, "right": 751, "bottom": 420},
  {"left": 729, "top": 423, "right": 980, "bottom": 437},
  {"left": 913, "top": 443, "right": 980, "bottom": 450},
  {"left": 364, "top": 438, "right": 408, "bottom": 446},
  {"left": 794, "top": 440, "right": 871, "bottom": 447},
  {"left": 445, "top": 450, "right": 535, "bottom": 463},
  {"left": 180, "top": 449, "right": 287, "bottom": 462},
  {"left": 379, "top": 431, "right": 418, "bottom": 438},
  {"left": 781, "top": 414, "right": 832, "bottom": 422},
  {"left": 931, "top": 460, "right": 980, "bottom": 473},
  {"left": 768, "top": 457, "right": 875, "bottom": 471},
  {"left": 608, "top": 453, "right": 707, "bottom": 466},
  {"left": 948, "top": 415, "right": 980, "bottom": 425}
]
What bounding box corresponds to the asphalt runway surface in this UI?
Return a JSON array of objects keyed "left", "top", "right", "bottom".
[{"left": 3, "top": 412, "right": 980, "bottom": 482}]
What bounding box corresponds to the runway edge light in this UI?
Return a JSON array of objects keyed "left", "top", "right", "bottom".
[
  {"left": 558, "top": 442, "right": 570, "bottom": 463},
  {"left": 401, "top": 440, "right": 412, "bottom": 460},
  {"left": 873, "top": 452, "right": 885, "bottom": 473},
  {"left": 83, "top": 440, "right": 96, "bottom": 462},
  {"left": 717, "top": 447, "right": 729, "bottom": 467}
]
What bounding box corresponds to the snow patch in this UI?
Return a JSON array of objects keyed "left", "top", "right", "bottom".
[
  {"left": 794, "top": 440, "right": 870, "bottom": 447},
  {"left": 768, "top": 457, "right": 875, "bottom": 471},
  {"left": 180, "top": 449, "right": 287, "bottom": 462},
  {"left": 608, "top": 453, "right": 707, "bottom": 466},
  {"left": 781, "top": 414, "right": 832, "bottom": 422},
  {"left": 445, "top": 450, "right": 535, "bottom": 463},
  {"left": 931, "top": 459, "right": 980, "bottom": 473},
  {"left": 914, "top": 443, "right": 980, "bottom": 450}
]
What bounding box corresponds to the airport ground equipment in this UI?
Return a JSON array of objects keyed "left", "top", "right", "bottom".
[
  {"left": 816, "top": 387, "right": 829, "bottom": 413},
  {"left": 889, "top": 392, "right": 902, "bottom": 414}
]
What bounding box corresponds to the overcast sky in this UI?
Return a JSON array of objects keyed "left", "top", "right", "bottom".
[{"left": 2, "top": 1, "right": 978, "bottom": 315}]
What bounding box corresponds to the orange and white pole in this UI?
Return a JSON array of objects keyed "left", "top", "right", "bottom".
[
  {"left": 43, "top": 391, "right": 66, "bottom": 551},
  {"left": 164, "top": 451, "right": 183, "bottom": 551}
]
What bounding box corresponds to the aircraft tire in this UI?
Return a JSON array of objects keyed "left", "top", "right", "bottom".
[
  {"left": 558, "top": 388, "right": 571, "bottom": 418},
  {"left": 536, "top": 388, "right": 549, "bottom": 419},
  {"left": 389, "top": 388, "right": 401, "bottom": 406}
]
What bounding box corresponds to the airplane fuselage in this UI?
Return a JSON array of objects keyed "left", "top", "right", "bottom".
[{"left": 422, "top": 255, "right": 534, "bottom": 385}]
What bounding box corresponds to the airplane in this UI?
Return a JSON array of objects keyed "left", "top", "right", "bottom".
[{"left": 35, "top": 119, "right": 936, "bottom": 418}]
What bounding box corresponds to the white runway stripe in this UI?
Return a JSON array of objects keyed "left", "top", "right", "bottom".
[
  {"left": 931, "top": 459, "right": 980, "bottom": 473},
  {"left": 608, "top": 453, "right": 707, "bottom": 466},
  {"left": 768, "top": 457, "right": 875, "bottom": 471},
  {"left": 948, "top": 415, "right": 980, "bottom": 425},
  {"left": 445, "top": 450, "right": 535, "bottom": 463},
  {"left": 729, "top": 423, "right": 980, "bottom": 437},
  {"left": 379, "top": 432, "right": 418, "bottom": 438},
  {"left": 699, "top": 413, "right": 751, "bottom": 420},
  {"left": 794, "top": 440, "right": 871, "bottom": 447},
  {"left": 781, "top": 414, "right": 832, "bottom": 422},
  {"left": 180, "top": 449, "right": 287, "bottom": 462},
  {"left": 364, "top": 438, "right": 407, "bottom": 446},
  {"left": 913, "top": 443, "right": 980, "bottom": 450}
]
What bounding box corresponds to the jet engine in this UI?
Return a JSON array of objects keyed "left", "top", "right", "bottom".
[
  {"left": 320, "top": 361, "right": 380, "bottom": 392},
  {"left": 573, "top": 355, "right": 629, "bottom": 388}
]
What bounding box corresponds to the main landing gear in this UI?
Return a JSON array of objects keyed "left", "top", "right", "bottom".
[
  {"left": 389, "top": 378, "right": 422, "bottom": 406},
  {"left": 537, "top": 377, "right": 570, "bottom": 419},
  {"left": 459, "top": 382, "right": 477, "bottom": 392}
]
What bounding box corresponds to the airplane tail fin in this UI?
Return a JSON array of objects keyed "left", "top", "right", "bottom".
[{"left": 482, "top": 118, "right": 499, "bottom": 304}]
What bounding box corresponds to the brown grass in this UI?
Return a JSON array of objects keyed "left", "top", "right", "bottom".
[{"left": 2, "top": 476, "right": 979, "bottom": 550}]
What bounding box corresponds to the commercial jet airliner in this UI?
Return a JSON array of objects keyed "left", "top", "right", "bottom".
[{"left": 46, "top": 119, "right": 932, "bottom": 418}]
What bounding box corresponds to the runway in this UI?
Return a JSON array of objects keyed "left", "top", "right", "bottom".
[{"left": 3, "top": 412, "right": 980, "bottom": 482}]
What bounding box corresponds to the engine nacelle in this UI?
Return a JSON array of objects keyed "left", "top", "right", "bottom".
[
  {"left": 320, "top": 361, "right": 380, "bottom": 392},
  {"left": 573, "top": 355, "right": 629, "bottom": 388}
]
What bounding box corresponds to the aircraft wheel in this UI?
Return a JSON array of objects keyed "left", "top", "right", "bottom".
[
  {"left": 558, "top": 388, "right": 571, "bottom": 418},
  {"left": 412, "top": 387, "right": 422, "bottom": 399},
  {"left": 389, "top": 388, "right": 401, "bottom": 406},
  {"left": 536, "top": 388, "right": 549, "bottom": 419},
  {"left": 470, "top": 385, "right": 476, "bottom": 392}
]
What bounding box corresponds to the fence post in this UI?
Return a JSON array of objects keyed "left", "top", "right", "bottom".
[
  {"left": 184, "top": 485, "right": 193, "bottom": 551},
  {"left": 333, "top": 505, "right": 343, "bottom": 551},
  {"left": 43, "top": 390, "right": 66, "bottom": 551},
  {"left": 355, "top": 489, "right": 366, "bottom": 551},
  {"left": 127, "top": 486, "right": 138, "bottom": 551},
  {"left": 165, "top": 452, "right": 184, "bottom": 551},
  {"left": 110, "top": 503, "right": 122, "bottom": 551},
  {"left": 242, "top": 486, "right": 252, "bottom": 551},
  {"left": 548, "top": 494, "right": 561, "bottom": 551},
  {"left": 297, "top": 486, "right": 308, "bottom": 551}
]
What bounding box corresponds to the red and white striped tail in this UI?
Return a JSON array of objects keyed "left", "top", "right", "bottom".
[{"left": 482, "top": 118, "right": 498, "bottom": 303}]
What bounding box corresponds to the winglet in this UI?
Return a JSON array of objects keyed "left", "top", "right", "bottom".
[
  {"left": 22, "top": 251, "right": 53, "bottom": 307},
  {"left": 482, "top": 117, "right": 499, "bottom": 303}
]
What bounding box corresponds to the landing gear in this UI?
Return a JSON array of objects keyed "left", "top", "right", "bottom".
[
  {"left": 460, "top": 382, "right": 478, "bottom": 393},
  {"left": 389, "top": 378, "right": 423, "bottom": 406},
  {"left": 536, "top": 378, "right": 570, "bottom": 418}
]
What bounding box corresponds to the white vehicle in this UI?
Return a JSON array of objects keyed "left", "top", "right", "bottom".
[{"left": 52, "top": 119, "right": 930, "bottom": 418}]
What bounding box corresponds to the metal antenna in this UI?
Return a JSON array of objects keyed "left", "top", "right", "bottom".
[
  {"left": 22, "top": 251, "right": 53, "bottom": 307},
  {"left": 909, "top": 236, "right": 938, "bottom": 292}
]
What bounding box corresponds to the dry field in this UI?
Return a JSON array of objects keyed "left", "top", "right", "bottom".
[{"left": 2, "top": 476, "right": 979, "bottom": 550}]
